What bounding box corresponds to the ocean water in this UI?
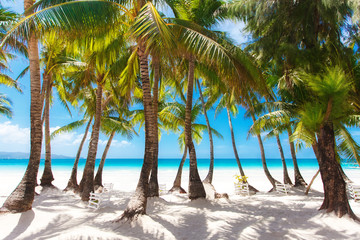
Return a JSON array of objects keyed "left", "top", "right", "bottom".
[
  {"left": 0, "top": 158, "right": 357, "bottom": 172},
  {"left": 0, "top": 158, "right": 321, "bottom": 170}
]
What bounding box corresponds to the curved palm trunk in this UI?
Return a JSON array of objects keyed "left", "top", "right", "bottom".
[
  {"left": 275, "top": 134, "right": 292, "bottom": 185},
  {"left": 287, "top": 128, "right": 307, "bottom": 187},
  {"left": 0, "top": 1, "right": 42, "bottom": 213},
  {"left": 79, "top": 82, "right": 103, "bottom": 201},
  {"left": 316, "top": 123, "right": 358, "bottom": 220},
  {"left": 120, "top": 42, "right": 156, "bottom": 220},
  {"left": 197, "top": 79, "right": 214, "bottom": 184},
  {"left": 169, "top": 146, "right": 187, "bottom": 193},
  {"left": 250, "top": 112, "right": 278, "bottom": 191},
  {"left": 148, "top": 56, "right": 160, "bottom": 197},
  {"left": 64, "top": 118, "right": 92, "bottom": 192},
  {"left": 40, "top": 77, "right": 54, "bottom": 187},
  {"left": 94, "top": 130, "right": 115, "bottom": 189},
  {"left": 186, "top": 55, "right": 205, "bottom": 200},
  {"left": 305, "top": 169, "right": 320, "bottom": 195},
  {"left": 227, "top": 108, "right": 258, "bottom": 192}
]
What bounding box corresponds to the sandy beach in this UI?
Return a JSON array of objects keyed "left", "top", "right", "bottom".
[{"left": 0, "top": 166, "right": 359, "bottom": 239}]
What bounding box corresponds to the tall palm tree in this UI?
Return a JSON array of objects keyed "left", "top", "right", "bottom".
[
  {"left": 53, "top": 117, "right": 93, "bottom": 192},
  {"left": 196, "top": 79, "right": 214, "bottom": 184},
  {"left": 293, "top": 67, "right": 359, "bottom": 219},
  {"left": 94, "top": 105, "right": 137, "bottom": 189},
  {"left": 160, "top": 101, "right": 222, "bottom": 193},
  {"left": 39, "top": 31, "right": 77, "bottom": 187},
  {"left": 5, "top": 0, "right": 265, "bottom": 218},
  {"left": 243, "top": 91, "right": 280, "bottom": 191},
  {"left": 1, "top": 0, "right": 43, "bottom": 213},
  {"left": 206, "top": 83, "right": 259, "bottom": 192}
]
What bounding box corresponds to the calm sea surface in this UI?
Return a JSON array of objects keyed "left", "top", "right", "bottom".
[
  {"left": 0, "top": 158, "right": 357, "bottom": 171},
  {"left": 0, "top": 158, "right": 323, "bottom": 170}
]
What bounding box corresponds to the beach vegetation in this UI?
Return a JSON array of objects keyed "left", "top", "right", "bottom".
[{"left": 0, "top": 0, "right": 359, "bottom": 223}]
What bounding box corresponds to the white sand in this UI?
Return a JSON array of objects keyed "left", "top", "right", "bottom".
[{"left": 0, "top": 166, "right": 359, "bottom": 239}]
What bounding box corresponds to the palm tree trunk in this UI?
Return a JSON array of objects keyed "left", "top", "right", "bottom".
[
  {"left": 227, "top": 108, "right": 258, "bottom": 192},
  {"left": 64, "top": 118, "right": 92, "bottom": 192},
  {"left": 0, "top": 1, "right": 42, "bottom": 213},
  {"left": 169, "top": 146, "right": 187, "bottom": 193},
  {"left": 186, "top": 55, "right": 206, "bottom": 200},
  {"left": 120, "top": 42, "right": 155, "bottom": 220},
  {"left": 94, "top": 130, "right": 115, "bottom": 189},
  {"left": 305, "top": 169, "right": 320, "bottom": 195},
  {"left": 316, "top": 123, "right": 358, "bottom": 220},
  {"left": 197, "top": 79, "right": 214, "bottom": 184},
  {"left": 79, "top": 82, "right": 103, "bottom": 201},
  {"left": 250, "top": 112, "right": 278, "bottom": 191},
  {"left": 275, "top": 134, "right": 292, "bottom": 185},
  {"left": 148, "top": 56, "right": 160, "bottom": 197},
  {"left": 40, "top": 76, "right": 54, "bottom": 187},
  {"left": 287, "top": 127, "right": 307, "bottom": 187}
]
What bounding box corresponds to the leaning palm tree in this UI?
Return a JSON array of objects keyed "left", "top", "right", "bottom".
[
  {"left": 94, "top": 103, "right": 138, "bottom": 189},
  {"left": 0, "top": 1, "right": 43, "bottom": 213},
  {"left": 4, "top": 0, "right": 264, "bottom": 218},
  {"left": 245, "top": 92, "right": 280, "bottom": 191},
  {"left": 160, "top": 101, "right": 222, "bottom": 193},
  {"left": 292, "top": 67, "right": 359, "bottom": 219},
  {"left": 205, "top": 81, "right": 259, "bottom": 192},
  {"left": 38, "top": 31, "right": 79, "bottom": 188}
]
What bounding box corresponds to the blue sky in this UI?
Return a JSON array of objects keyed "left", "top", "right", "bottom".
[{"left": 0, "top": 0, "right": 318, "bottom": 159}]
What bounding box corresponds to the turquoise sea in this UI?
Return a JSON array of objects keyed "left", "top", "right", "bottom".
[
  {"left": 0, "top": 158, "right": 317, "bottom": 170},
  {"left": 0, "top": 158, "right": 357, "bottom": 171}
]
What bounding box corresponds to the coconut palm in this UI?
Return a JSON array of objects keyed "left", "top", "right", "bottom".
[
  {"left": 4, "top": 0, "right": 264, "bottom": 218},
  {"left": 94, "top": 104, "right": 138, "bottom": 189},
  {"left": 0, "top": 1, "right": 42, "bottom": 213},
  {"left": 38, "top": 31, "right": 80, "bottom": 188},
  {"left": 294, "top": 67, "right": 359, "bottom": 219},
  {"left": 205, "top": 81, "right": 259, "bottom": 192},
  {"left": 160, "top": 101, "right": 222, "bottom": 193},
  {"left": 196, "top": 79, "right": 215, "bottom": 184}
]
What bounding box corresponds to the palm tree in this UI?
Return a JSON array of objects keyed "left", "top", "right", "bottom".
[
  {"left": 94, "top": 105, "right": 137, "bottom": 189},
  {"left": 293, "top": 67, "right": 359, "bottom": 219},
  {"left": 196, "top": 79, "right": 215, "bottom": 184},
  {"left": 39, "top": 31, "right": 77, "bottom": 188},
  {"left": 206, "top": 83, "right": 259, "bottom": 192},
  {"left": 54, "top": 117, "right": 93, "bottom": 192},
  {"left": 244, "top": 92, "right": 280, "bottom": 191},
  {"left": 0, "top": 1, "right": 43, "bottom": 213},
  {"left": 5, "top": 0, "right": 265, "bottom": 218},
  {"left": 160, "top": 101, "right": 222, "bottom": 193}
]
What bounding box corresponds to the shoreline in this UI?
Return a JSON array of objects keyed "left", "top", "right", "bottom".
[{"left": 0, "top": 166, "right": 359, "bottom": 239}]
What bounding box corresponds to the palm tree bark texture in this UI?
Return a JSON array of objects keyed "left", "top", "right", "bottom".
[
  {"left": 1, "top": 0, "right": 43, "bottom": 213},
  {"left": 275, "top": 134, "right": 292, "bottom": 185},
  {"left": 148, "top": 55, "right": 160, "bottom": 197},
  {"left": 79, "top": 80, "right": 103, "bottom": 201},
  {"left": 120, "top": 41, "right": 156, "bottom": 220},
  {"left": 250, "top": 112, "right": 279, "bottom": 191},
  {"left": 169, "top": 146, "right": 187, "bottom": 193},
  {"left": 287, "top": 128, "right": 307, "bottom": 187},
  {"left": 227, "top": 108, "right": 258, "bottom": 193},
  {"left": 40, "top": 74, "right": 55, "bottom": 187},
  {"left": 185, "top": 55, "right": 206, "bottom": 200},
  {"left": 94, "top": 130, "right": 116, "bottom": 189},
  {"left": 64, "top": 118, "right": 92, "bottom": 192},
  {"left": 316, "top": 123, "right": 358, "bottom": 220},
  {"left": 197, "top": 79, "right": 214, "bottom": 184}
]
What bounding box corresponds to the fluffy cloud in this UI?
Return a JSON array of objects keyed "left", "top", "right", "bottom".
[
  {"left": 0, "top": 121, "right": 30, "bottom": 145},
  {"left": 0, "top": 121, "right": 131, "bottom": 157}
]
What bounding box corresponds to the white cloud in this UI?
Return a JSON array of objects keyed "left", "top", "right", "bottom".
[
  {"left": 0, "top": 121, "right": 30, "bottom": 145},
  {"left": 112, "top": 140, "right": 130, "bottom": 147}
]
